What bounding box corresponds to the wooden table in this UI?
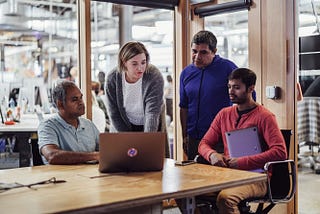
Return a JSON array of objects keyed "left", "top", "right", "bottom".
[{"left": 0, "top": 159, "right": 266, "bottom": 213}]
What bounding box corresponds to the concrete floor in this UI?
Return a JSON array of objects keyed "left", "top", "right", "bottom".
[
  {"left": 298, "top": 146, "right": 320, "bottom": 214},
  {"left": 298, "top": 166, "right": 320, "bottom": 214}
]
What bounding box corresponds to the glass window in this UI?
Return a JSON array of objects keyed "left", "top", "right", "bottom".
[
  {"left": 90, "top": 2, "right": 174, "bottom": 81},
  {"left": 0, "top": 1, "right": 78, "bottom": 112},
  {"left": 205, "top": 10, "right": 249, "bottom": 67},
  {"left": 298, "top": 0, "right": 320, "bottom": 94},
  {"left": 90, "top": 1, "right": 175, "bottom": 156}
]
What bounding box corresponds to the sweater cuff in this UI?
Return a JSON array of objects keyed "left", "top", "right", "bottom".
[{"left": 144, "top": 115, "right": 159, "bottom": 132}]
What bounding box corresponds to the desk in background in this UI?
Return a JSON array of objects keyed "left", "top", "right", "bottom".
[
  {"left": 0, "top": 113, "right": 45, "bottom": 132},
  {"left": 0, "top": 159, "right": 266, "bottom": 213},
  {"left": 0, "top": 113, "right": 52, "bottom": 167}
]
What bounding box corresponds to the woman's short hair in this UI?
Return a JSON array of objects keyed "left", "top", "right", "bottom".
[{"left": 117, "top": 41, "right": 150, "bottom": 72}]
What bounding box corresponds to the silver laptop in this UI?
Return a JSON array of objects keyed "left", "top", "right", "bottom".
[
  {"left": 99, "top": 132, "right": 166, "bottom": 173},
  {"left": 225, "top": 127, "right": 263, "bottom": 172},
  {"left": 225, "top": 126, "right": 262, "bottom": 158}
]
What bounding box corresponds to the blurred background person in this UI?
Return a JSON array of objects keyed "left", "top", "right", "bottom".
[
  {"left": 164, "top": 74, "right": 173, "bottom": 123},
  {"left": 92, "top": 81, "right": 110, "bottom": 132},
  {"left": 98, "top": 71, "right": 106, "bottom": 94},
  {"left": 91, "top": 91, "right": 106, "bottom": 133}
]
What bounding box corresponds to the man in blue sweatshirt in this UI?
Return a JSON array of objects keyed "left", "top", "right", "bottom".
[{"left": 179, "top": 30, "right": 237, "bottom": 160}]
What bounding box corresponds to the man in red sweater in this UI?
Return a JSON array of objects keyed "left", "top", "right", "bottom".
[{"left": 198, "top": 68, "right": 287, "bottom": 214}]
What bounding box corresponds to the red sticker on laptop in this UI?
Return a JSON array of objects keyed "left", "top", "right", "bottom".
[{"left": 127, "top": 148, "right": 138, "bottom": 157}]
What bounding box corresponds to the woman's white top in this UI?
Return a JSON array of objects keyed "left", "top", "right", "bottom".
[{"left": 122, "top": 72, "right": 144, "bottom": 125}]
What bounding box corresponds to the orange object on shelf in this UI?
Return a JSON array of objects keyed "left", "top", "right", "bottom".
[{"left": 4, "top": 121, "right": 15, "bottom": 125}]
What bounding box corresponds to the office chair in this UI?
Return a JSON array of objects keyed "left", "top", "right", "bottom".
[
  {"left": 238, "top": 129, "right": 296, "bottom": 214},
  {"left": 195, "top": 129, "right": 296, "bottom": 214},
  {"left": 239, "top": 159, "right": 296, "bottom": 214},
  {"left": 29, "top": 134, "right": 44, "bottom": 166}
]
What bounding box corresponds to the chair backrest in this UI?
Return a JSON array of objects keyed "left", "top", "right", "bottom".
[
  {"left": 30, "top": 138, "right": 44, "bottom": 166},
  {"left": 280, "top": 129, "right": 292, "bottom": 158},
  {"left": 266, "top": 160, "right": 296, "bottom": 203},
  {"left": 268, "top": 160, "right": 296, "bottom": 203},
  {"left": 267, "top": 129, "right": 296, "bottom": 203}
]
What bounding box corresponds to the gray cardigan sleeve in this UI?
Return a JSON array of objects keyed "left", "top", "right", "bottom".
[{"left": 142, "top": 64, "right": 164, "bottom": 132}]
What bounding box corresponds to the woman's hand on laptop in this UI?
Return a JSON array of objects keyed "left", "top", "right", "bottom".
[{"left": 209, "top": 153, "right": 227, "bottom": 167}]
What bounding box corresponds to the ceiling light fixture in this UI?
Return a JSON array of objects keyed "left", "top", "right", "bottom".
[
  {"left": 194, "top": 0, "right": 252, "bottom": 18},
  {"left": 94, "top": 0, "right": 179, "bottom": 10}
]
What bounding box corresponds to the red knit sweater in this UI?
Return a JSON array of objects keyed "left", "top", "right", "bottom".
[{"left": 198, "top": 105, "right": 287, "bottom": 171}]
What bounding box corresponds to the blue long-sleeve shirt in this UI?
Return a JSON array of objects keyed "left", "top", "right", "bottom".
[{"left": 179, "top": 55, "right": 237, "bottom": 139}]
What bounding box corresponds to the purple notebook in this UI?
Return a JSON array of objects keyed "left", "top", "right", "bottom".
[{"left": 225, "top": 127, "right": 263, "bottom": 173}]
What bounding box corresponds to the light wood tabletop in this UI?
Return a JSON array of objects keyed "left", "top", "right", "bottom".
[{"left": 0, "top": 159, "right": 266, "bottom": 213}]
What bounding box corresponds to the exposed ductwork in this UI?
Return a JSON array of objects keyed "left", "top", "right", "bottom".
[
  {"left": 0, "top": 0, "right": 30, "bottom": 31},
  {"left": 0, "top": 0, "right": 77, "bottom": 46}
]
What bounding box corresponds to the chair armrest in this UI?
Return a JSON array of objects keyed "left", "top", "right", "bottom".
[{"left": 263, "top": 159, "right": 296, "bottom": 204}]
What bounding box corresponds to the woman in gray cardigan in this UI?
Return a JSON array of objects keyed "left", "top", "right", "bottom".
[{"left": 105, "top": 41, "right": 164, "bottom": 132}]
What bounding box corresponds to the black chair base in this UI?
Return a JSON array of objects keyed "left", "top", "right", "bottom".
[{"left": 239, "top": 200, "right": 276, "bottom": 214}]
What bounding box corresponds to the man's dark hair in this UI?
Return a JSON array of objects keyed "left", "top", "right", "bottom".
[
  {"left": 191, "top": 30, "right": 217, "bottom": 51},
  {"left": 52, "top": 80, "right": 77, "bottom": 108},
  {"left": 228, "top": 68, "right": 256, "bottom": 90}
]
